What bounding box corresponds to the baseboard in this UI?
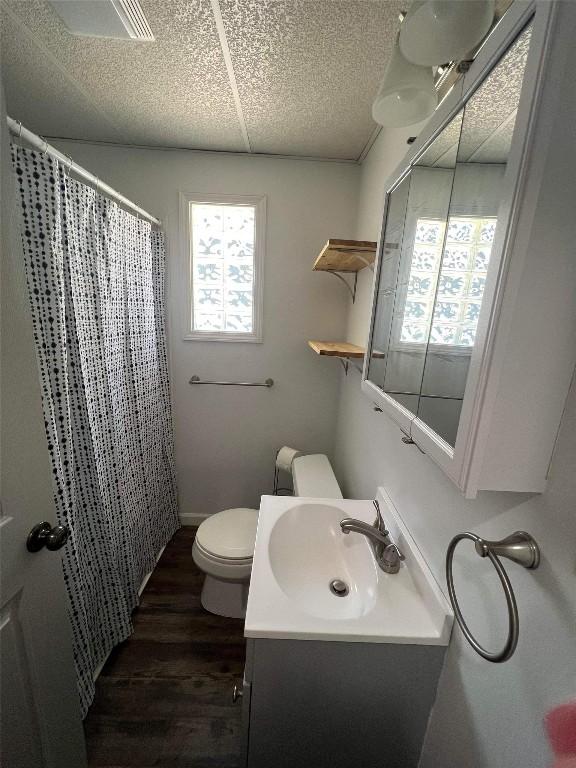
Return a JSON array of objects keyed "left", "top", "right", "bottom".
[{"left": 179, "top": 512, "right": 210, "bottom": 526}]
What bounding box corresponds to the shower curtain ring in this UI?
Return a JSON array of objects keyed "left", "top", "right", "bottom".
[
  {"left": 40, "top": 136, "right": 49, "bottom": 155},
  {"left": 17, "top": 120, "right": 23, "bottom": 139},
  {"left": 66, "top": 155, "right": 73, "bottom": 177}
]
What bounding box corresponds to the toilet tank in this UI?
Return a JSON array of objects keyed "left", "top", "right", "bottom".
[{"left": 291, "top": 454, "right": 343, "bottom": 499}]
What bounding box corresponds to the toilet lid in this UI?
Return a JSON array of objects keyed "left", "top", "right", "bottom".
[{"left": 196, "top": 508, "right": 259, "bottom": 560}]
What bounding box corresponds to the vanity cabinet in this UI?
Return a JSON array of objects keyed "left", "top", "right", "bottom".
[
  {"left": 240, "top": 637, "right": 445, "bottom": 768},
  {"left": 363, "top": 2, "right": 576, "bottom": 496}
]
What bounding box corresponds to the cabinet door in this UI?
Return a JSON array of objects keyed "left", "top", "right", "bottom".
[
  {"left": 365, "top": 112, "right": 462, "bottom": 428},
  {"left": 416, "top": 22, "right": 533, "bottom": 448},
  {"left": 365, "top": 175, "right": 410, "bottom": 415}
]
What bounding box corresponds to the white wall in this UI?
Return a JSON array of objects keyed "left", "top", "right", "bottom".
[
  {"left": 334, "top": 6, "right": 576, "bottom": 767},
  {"left": 52, "top": 141, "right": 359, "bottom": 520}
]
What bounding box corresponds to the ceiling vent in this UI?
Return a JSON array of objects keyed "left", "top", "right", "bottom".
[{"left": 49, "top": 0, "right": 155, "bottom": 41}]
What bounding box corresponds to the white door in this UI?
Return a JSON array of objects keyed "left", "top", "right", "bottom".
[{"left": 0, "top": 87, "right": 87, "bottom": 768}]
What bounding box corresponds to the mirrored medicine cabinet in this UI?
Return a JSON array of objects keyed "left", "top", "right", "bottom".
[{"left": 362, "top": 2, "right": 576, "bottom": 497}]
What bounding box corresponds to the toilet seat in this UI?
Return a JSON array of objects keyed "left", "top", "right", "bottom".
[
  {"left": 192, "top": 539, "right": 253, "bottom": 582},
  {"left": 194, "top": 539, "right": 253, "bottom": 565},
  {"left": 192, "top": 508, "right": 258, "bottom": 585},
  {"left": 195, "top": 507, "right": 258, "bottom": 560}
]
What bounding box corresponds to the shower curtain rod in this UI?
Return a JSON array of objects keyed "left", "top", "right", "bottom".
[{"left": 7, "top": 116, "right": 161, "bottom": 227}]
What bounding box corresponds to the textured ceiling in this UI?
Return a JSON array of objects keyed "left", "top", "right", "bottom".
[
  {"left": 0, "top": 0, "right": 403, "bottom": 159},
  {"left": 458, "top": 23, "right": 531, "bottom": 163},
  {"left": 416, "top": 22, "right": 531, "bottom": 168}
]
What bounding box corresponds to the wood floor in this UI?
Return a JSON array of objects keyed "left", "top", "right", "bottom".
[{"left": 84, "top": 527, "right": 246, "bottom": 768}]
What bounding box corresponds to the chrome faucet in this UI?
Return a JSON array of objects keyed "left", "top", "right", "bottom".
[{"left": 340, "top": 500, "right": 405, "bottom": 574}]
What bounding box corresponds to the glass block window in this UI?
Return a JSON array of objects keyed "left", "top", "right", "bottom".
[
  {"left": 184, "top": 195, "right": 265, "bottom": 341},
  {"left": 400, "top": 218, "right": 446, "bottom": 344},
  {"left": 400, "top": 215, "right": 497, "bottom": 347}
]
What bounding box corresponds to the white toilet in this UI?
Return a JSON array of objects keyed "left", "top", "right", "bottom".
[{"left": 192, "top": 454, "right": 342, "bottom": 618}]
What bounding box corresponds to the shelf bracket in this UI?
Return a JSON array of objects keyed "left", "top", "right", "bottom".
[
  {"left": 338, "top": 357, "right": 363, "bottom": 376},
  {"left": 326, "top": 271, "right": 358, "bottom": 303},
  {"left": 339, "top": 357, "right": 349, "bottom": 375}
]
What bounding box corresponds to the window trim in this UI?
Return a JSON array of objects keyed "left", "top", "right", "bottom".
[{"left": 179, "top": 191, "right": 266, "bottom": 342}]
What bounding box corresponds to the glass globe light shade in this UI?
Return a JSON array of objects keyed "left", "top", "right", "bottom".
[
  {"left": 399, "top": 0, "right": 495, "bottom": 66},
  {"left": 372, "top": 43, "right": 437, "bottom": 128}
]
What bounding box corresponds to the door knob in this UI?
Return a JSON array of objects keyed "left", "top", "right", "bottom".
[
  {"left": 232, "top": 684, "right": 243, "bottom": 703},
  {"left": 27, "top": 521, "right": 70, "bottom": 553}
]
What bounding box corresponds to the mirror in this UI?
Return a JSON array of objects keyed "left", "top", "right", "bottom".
[
  {"left": 367, "top": 112, "right": 463, "bottom": 414},
  {"left": 366, "top": 22, "right": 533, "bottom": 444},
  {"left": 367, "top": 174, "right": 409, "bottom": 402},
  {"left": 417, "top": 24, "right": 532, "bottom": 445}
]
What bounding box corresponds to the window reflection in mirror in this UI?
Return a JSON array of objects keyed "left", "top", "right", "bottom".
[
  {"left": 417, "top": 24, "right": 533, "bottom": 446},
  {"left": 367, "top": 111, "right": 463, "bottom": 415}
]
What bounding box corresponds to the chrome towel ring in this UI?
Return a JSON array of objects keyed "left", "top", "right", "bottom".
[{"left": 446, "top": 531, "right": 540, "bottom": 663}]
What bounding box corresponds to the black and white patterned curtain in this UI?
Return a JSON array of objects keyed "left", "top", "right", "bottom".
[{"left": 11, "top": 144, "right": 180, "bottom": 716}]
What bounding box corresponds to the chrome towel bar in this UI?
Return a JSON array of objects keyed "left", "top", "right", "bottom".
[
  {"left": 189, "top": 375, "right": 274, "bottom": 388},
  {"left": 446, "top": 531, "right": 540, "bottom": 663}
]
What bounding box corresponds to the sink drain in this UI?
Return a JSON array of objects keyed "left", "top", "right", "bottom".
[{"left": 329, "top": 579, "right": 349, "bottom": 597}]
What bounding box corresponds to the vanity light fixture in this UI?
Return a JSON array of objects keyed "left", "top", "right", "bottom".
[
  {"left": 371, "top": 40, "right": 437, "bottom": 128},
  {"left": 399, "top": 0, "right": 495, "bottom": 66}
]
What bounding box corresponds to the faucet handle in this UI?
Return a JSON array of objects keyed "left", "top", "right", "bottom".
[
  {"left": 381, "top": 543, "right": 404, "bottom": 574},
  {"left": 372, "top": 499, "right": 388, "bottom": 535}
]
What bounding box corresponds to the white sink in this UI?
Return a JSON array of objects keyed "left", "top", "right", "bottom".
[
  {"left": 269, "top": 503, "right": 378, "bottom": 620},
  {"left": 245, "top": 487, "right": 453, "bottom": 645}
]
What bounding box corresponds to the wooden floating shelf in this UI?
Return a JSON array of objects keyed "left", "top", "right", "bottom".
[
  {"left": 308, "top": 341, "right": 365, "bottom": 359},
  {"left": 313, "top": 239, "right": 377, "bottom": 273}
]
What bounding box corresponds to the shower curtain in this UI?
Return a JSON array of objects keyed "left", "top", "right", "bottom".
[{"left": 11, "top": 144, "right": 180, "bottom": 716}]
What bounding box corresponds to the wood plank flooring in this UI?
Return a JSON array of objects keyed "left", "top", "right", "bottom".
[{"left": 84, "top": 527, "right": 246, "bottom": 768}]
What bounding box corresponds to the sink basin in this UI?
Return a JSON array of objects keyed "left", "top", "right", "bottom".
[
  {"left": 269, "top": 503, "right": 378, "bottom": 620},
  {"left": 245, "top": 488, "right": 453, "bottom": 645}
]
